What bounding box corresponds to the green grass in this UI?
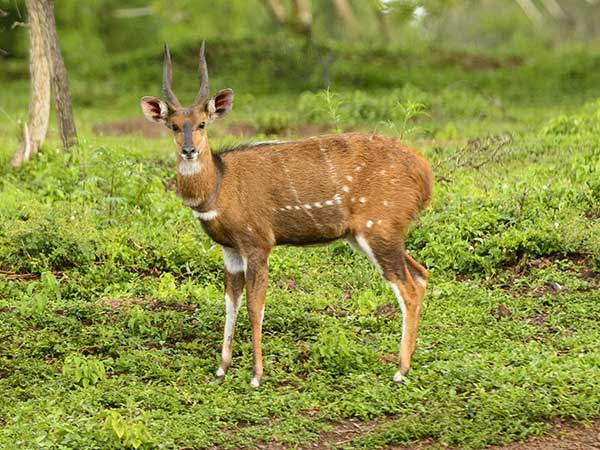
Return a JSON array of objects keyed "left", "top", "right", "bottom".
[{"left": 0, "top": 45, "right": 599, "bottom": 449}]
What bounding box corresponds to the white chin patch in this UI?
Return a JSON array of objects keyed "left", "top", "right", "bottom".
[{"left": 178, "top": 160, "right": 202, "bottom": 176}]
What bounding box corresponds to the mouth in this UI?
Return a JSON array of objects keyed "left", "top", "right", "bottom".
[{"left": 181, "top": 153, "right": 198, "bottom": 161}]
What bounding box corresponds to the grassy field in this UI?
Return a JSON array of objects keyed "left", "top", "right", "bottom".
[{"left": 0, "top": 44, "right": 599, "bottom": 449}]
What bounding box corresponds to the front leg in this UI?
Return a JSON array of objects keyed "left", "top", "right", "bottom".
[
  {"left": 245, "top": 249, "right": 270, "bottom": 388},
  {"left": 216, "top": 247, "right": 246, "bottom": 379}
]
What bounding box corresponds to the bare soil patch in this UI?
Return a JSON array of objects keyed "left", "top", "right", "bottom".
[
  {"left": 442, "top": 51, "right": 523, "bottom": 72},
  {"left": 498, "top": 253, "right": 599, "bottom": 298},
  {"left": 92, "top": 118, "right": 167, "bottom": 138},
  {"left": 288, "top": 418, "right": 600, "bottom": 450}
]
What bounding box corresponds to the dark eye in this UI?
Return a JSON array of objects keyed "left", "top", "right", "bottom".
[
  {"left": 172, "top": 124, "right": 181, "bottom": 132},
  {"left": 197, "top": 122, "right": 206, "bottom": 130}
]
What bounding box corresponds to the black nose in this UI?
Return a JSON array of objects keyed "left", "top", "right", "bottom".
[{"left": 182, "top": 146, "right": 196, "bottom": 157}]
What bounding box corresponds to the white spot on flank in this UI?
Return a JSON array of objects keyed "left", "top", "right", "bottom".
[
  {"left": 286, "top": 205, "right": 293, "bottom": 210},
  {"left": 342, "top": 185, "right": 350, "bottom": 193},
  {"left": 294, "top": 205, "right": 301, "bottom": 210},
  {"left": 325, "top": 200, "right": 334, "bottom": 206},
  {"left": 377, "top": 219, "right": 383, "bottom": 225},
  {"left": 250, "top": 377, "right": 260, "bottom": 388},
  {"left": 178, "top": 160, "right": 202, "bottom": 176},
  {"left": 354, "top": 235, "right": 382, "bottom": 274},
  {"left": 366, "top": 220, "right": 373, "bottom": 228},
  {"left": 379, "top": 169, "right": 387, "bottom": 175},
  {"left": 304, "top": 204, "right": 312, "bottom": 209},
  {"left": 246, "top": 225, "right": 253, "bottom": 232},
  {"left": 383, "top": 200, "right": 390, "bottom": 207},
  {"left": 314, "top": 202, "right": 322, "bottom": 208},
  {"left": 222, "top": 247, "right": 246, "bottom": 274},
  {"left": 359, "top": 197, "right": 367, "bottom": 203},
  {"left": 192, "top": 209, "right": 218, "bottom": 221},
  {"left": 346, "top": 175, "right": 353, "bottom": 182},
  {"left": 351, "top": 197, "right": 355, "bottom": 202},
  {"left": 355, "top": 165, "right": 363, "bottom": 172}
]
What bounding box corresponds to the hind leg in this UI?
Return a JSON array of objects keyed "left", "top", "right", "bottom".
[{"left": 352, "top": 234, "right": 427, "bottom": 383}]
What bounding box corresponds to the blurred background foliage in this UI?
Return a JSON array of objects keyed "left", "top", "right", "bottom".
[{"left": 2, "top": 0, "right": 600, "bottom": 93}]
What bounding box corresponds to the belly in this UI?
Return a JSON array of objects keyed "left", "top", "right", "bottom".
[{"left": 273, "top": 206, "right": 347, "bottom": 246}]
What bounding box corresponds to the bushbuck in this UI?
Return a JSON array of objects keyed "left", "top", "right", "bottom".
[{"left": 141, "top": 42, "right": 433, "bottom": 388}]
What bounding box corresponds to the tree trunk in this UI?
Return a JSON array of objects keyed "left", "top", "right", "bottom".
[
  {"left": 262, "top": 0, "right": 287, "bottom": 25},
  {"left": 43, "top": 0, "right": 77, "bottom": 149},
  {"left": 293, "top": 0, "right": 312, "bottom": 36},
  {"left": 332, "top": 0, "right": 356, "bottom": 34},
  {"left": 12, "top": 0, "right": 51, "bottom": 167}
]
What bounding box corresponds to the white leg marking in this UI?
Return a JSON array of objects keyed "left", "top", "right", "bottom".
[
  {"left": 223, "top": 293, "right": 242, "bottom": 348},
  {"left": 192, "top": 209, "right": 218, "bottom": 221},
  {"left": 390, "top": 283, "right": 407, "bottom": 341},
  {"left": 222, "top": 247, "right": 246, "bottom": 274},
  {"left": 393, "top": 370, "right": 404, "bottom": 384},
  {"left": 354, "top": 235, "right": 383, "bottom": 274},
  {"left": 218, "top": 292, "right": 243, "bottom": 376},
  {"left": 390, "top": 283, "right": 408, "bottom": 385},
  {"left": 178, "top": 160, "right": 203, "bottom": 176},
  {"left": 250, "top": 377, "right": 260, "bottom": 388}
]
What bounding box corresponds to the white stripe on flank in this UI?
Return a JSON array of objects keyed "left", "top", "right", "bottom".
[
  {"left": 192, "top": 209, "right": 218, "bottom": 221},
  {"left": 222, "top": 247, "right": 246, "bottom": 274}
]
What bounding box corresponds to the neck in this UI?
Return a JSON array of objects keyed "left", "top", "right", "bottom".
[{"left": 176, "top": 147, "right": 222, "bottom": 211}]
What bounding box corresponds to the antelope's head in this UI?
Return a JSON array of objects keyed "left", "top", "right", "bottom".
[{"left": 141, "top": 42, "right": 233, "bottom": 163}]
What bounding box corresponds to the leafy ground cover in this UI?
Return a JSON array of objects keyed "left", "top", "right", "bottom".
[{"left": 0, "top": 45, "right": 599, "bottom": 449}]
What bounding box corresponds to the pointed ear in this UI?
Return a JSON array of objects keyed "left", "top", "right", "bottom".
[
  {"left": 141, "top": 96, "right": 169, "bottom": 125},
  {"left": 206, "top": 89, "right": 234, "bottom": 122}
]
